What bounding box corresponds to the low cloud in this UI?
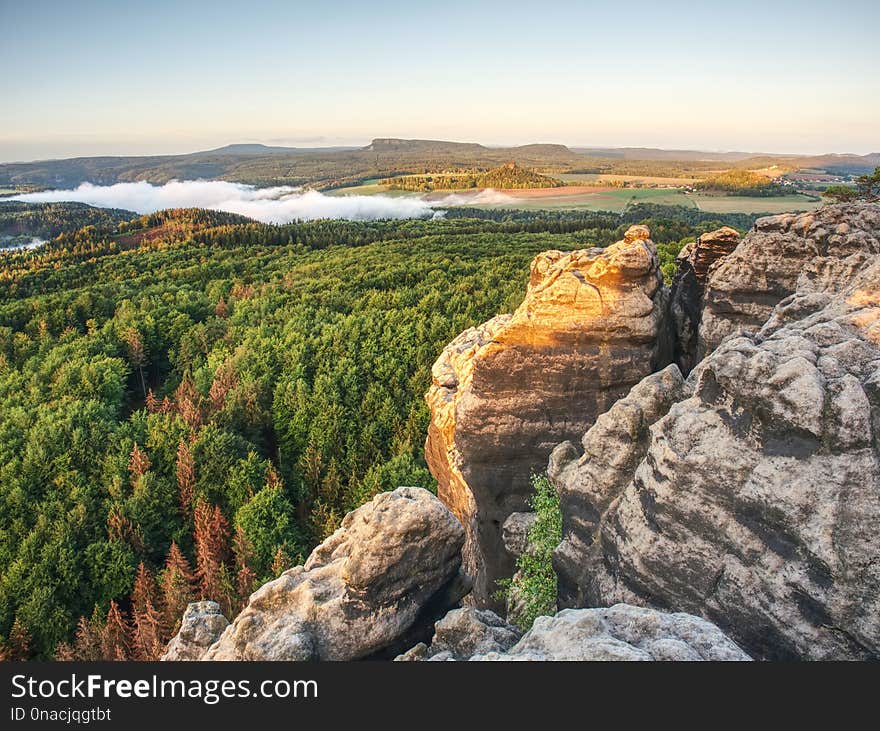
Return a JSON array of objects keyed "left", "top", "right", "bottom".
[
  {"left": 10, "top": 180, "right": 444, "bottom": 224},
  {"left": 429, "top": 189, "right": 516, "bottom": 207}
]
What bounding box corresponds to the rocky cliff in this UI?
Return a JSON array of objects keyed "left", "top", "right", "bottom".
[
  {"left": 425, "top": 225, "right": 670, "bottom": 606},
  {"left": 699, "top": 203, "right": 880, "bottom": 358},
  {"left": 552, "top": 202, "right": 880, "bottom": 660}
]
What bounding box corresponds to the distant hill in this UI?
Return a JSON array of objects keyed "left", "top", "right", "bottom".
[
  {"left": 1, "top": 139, "right": 874, "bottom": 191},
  {"left": 202, "top": 143, "right": 359, "bottom": 156},
  {"left": 383, "top": 162, "right": 563, "bottom": 191},
  {"left": 572, "top": 147, "right": 767, "bottom": 162}
]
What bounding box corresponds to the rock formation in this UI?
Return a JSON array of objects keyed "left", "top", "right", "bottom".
[
  {"left": 474, "top": 605, "right": 750, "bottom": 661},
  {"left": 200, "top": 487, "right": 469, "bottom": 661},
  {"left": 395, "top": 607, "right": 521, "bottom": 661},
  {"left": 425, "top": 225, "right": 670, "bottom": 606},
  {"left": 699, "top": 203, "right": 880, "bottom": 358},
  {"left": 501, "top": 512, "right": 537, "bottom": 560},
  {"left": 551, "top": 363, "right": 689, "bottom": 609},
  {"left": 670, "top": 226, "right": 741, "bottom": 373},
  {"left": 160, "top": 601, "right": 230, "bottom": 661},
  {"left": 400, "top": 604, "right": 749, "bottom": 661},
  {"left": 552, "top": 204, "right": 880, "bottom": 659}
]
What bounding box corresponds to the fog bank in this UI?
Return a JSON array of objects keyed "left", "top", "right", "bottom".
[{"left": 10, "top": 180, "right": 445, "bottom": 223}]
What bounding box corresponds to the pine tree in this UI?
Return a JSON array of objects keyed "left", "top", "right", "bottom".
[
  {"left": 71, "top": 615, "right": 103, "bottom": 661},
  {"left": 175, "top": 439, "right": 195, "bottom": 517},
  {"left": 194, "top": 500, "right": 230, "bottom": 602},
  {"left": 271, "top": 545, "right": 292, "bottom": 577},
  {"left": 101, "top": 600, "right": 132, "bottom": 661},
  {"left": 175, "top": 372, "right": 204, "bottom": 431},
  {"left": 208, "top": 360, "right": 238, "bottom": 414},
  {"left": 128, "top": 442, "right": 151, "bottom": 480},
  {"left": 160, "top": 542, "right": 196, "bottom": 637},
  {"left": 131, "top": 563, "right": 164, "bottom": 659},
  {"left": 7, "top": 618, "right": 31, "bottom": 661},
  {"left": 123, "top": 328, "right": 148, "bottom": 396},
  {"left": 232, "top": 526, "right": 256, "bottom": 610},
  {"left": 54, "top": 642, "right": 76, "bottom": 661},
  {"left": 145, "top": 389, "right": 160, "bottom": 414}
]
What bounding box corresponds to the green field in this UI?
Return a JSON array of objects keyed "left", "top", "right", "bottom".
[
  {"left": 556, "top": 173, "right": 701, "bottom": 186},
  {"left": 322, "top": 179, "right": 822, "bottom": 214}
]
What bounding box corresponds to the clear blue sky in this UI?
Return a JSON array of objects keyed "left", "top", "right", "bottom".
[{"left": 1, "top": 0, "right": 878, "bottom": 161}]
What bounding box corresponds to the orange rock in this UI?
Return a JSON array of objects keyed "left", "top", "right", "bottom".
[{"left": 425, "top": 225, "right": 671, "bottom": 607}]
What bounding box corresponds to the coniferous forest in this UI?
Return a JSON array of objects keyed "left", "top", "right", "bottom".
[{"left": 0, "top": 203, "right": 756, "bottom": 658}]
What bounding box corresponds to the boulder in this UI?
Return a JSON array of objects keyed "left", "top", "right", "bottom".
[
  {"left": 160, "top": 601, "right": 229, "bottom": 661},
  {"left": 552, "top": 241, "right": 880, "bottom": 659},
  {"left": 395, "top": 607, "right": 521, "bottom": 661},
  {"left": 670, "top": 226, "right": 741, "bottom": 373},
  {"left": 473, "top": 605, "right": 750, "bottom": 661},
  {"left": 425, "top": 225, "right": 670, "bottom": 606},
  {"left": 501, "top": 512, "right": 537, "bottom": 559},
  {"left": 202, "top": 487, "right": 469, "bottom": 661},
  {"left": 699, "top": 203, "right": 880, "bottom": 358}
]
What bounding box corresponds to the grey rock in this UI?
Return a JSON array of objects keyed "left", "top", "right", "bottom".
[
  {"left": 395, "top": 607, "right": 521, "bottom": 661},
  {"left": 472, "top": 605, "right": 750, "bottom": 661},
  {"left": 160, "top": 601, "right": 229, "bottom": 661},
  {"left": 502, "top": 512, "right": 537, "bottom": 559},
  {"left": 699, "top": 202, "right": 880, "bottom": 359},
  {"left": 670, "top": 226, "right": 741, "bottom": 373},
  {"left": 551, "top": 364, "right": 688, "bottom": 608},
  {"left": 203, "top": 487, "right": 469, "bottom": 660},
  {"left": 553, "top": 249, "right": 880, "bottom": 659}
]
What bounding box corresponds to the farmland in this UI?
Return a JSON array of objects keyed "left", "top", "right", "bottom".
[{"left": 326, "top": 179, "right": 822, "bottom": 214}]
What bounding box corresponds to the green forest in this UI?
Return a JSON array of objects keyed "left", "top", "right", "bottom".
[
  {"left": 382, "top": 163, "right": 563, "bottom": 192},
  {"left": 694, "top": 169, "right": 791, "bottom": 196},
  {"left": 0, "top": 202, "right": 756, "bottom": 659}
]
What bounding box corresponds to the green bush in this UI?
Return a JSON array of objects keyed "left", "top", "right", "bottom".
[{"left": 498, "top": 473, "right": 562, "bottom": 631}]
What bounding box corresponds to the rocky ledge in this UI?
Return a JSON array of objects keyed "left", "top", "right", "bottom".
[
  {"left": 398, "top": 604, "right": 749, "bottom": 661},
  {"left": 163, "top": 487, "right": 470, "bottom": 661}
]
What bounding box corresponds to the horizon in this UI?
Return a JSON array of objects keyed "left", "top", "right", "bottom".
[
  {"left": 2, "top": 136, "right": 878, "bottom": 166},
  {"left": 2, "top": 0, "right": 878, "bottom": 163}
]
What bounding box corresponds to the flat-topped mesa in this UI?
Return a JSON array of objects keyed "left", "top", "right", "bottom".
[
  {"left": 699, "top": 203, "right": 880, "bottom": 359},
  {"left": 425, "top": 225, "right": 670, "bottom": 608}
]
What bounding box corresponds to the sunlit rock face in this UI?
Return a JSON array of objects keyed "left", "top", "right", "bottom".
[
  {"left": 425, "top": 226, "right": 671, "bottom": 607},
  {"left": 699, "top": 203, "right": 880, "bottom": 359},
  {"left": 552, "top": 238, "right": 880, "bottom": 660}
]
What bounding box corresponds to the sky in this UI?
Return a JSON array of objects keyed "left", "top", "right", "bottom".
[{"left": 1, "top": 0, "right": 878, "bottom": 162}]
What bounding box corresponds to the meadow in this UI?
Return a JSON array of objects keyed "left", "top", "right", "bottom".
[{"left": 326, "top": 180, "right": 822, "bottom": 214}]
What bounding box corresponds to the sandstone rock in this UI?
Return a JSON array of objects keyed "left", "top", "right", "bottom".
[
  {"left": 425, "top": 225, "right": 670, "bottom": 606},
  {"left": 551, "top": 364, "right": 688, "bottom": 608},
  {"left": 160, "top": 601, "right": 229, "bottom": 661},
  {"left": 473, "top": 605, "right": 751, "bottom": 661},
  {"left": 553, "top": 245, "right": 880, "bottom": 659},
  {"left": 670, "top": 227, "right": 741, "bottom": 373},
  {"left": 699, "top": 203, "right": 880, "bottom": 358},
  {"left": 395, "top": 607, "right": 521, "bottom": 661},
  {"left": 202, "top": 487, "right": 469, "bottom": 661},
  {"left": 501, "top": 512, "right": 537, "bottom": 559}
]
